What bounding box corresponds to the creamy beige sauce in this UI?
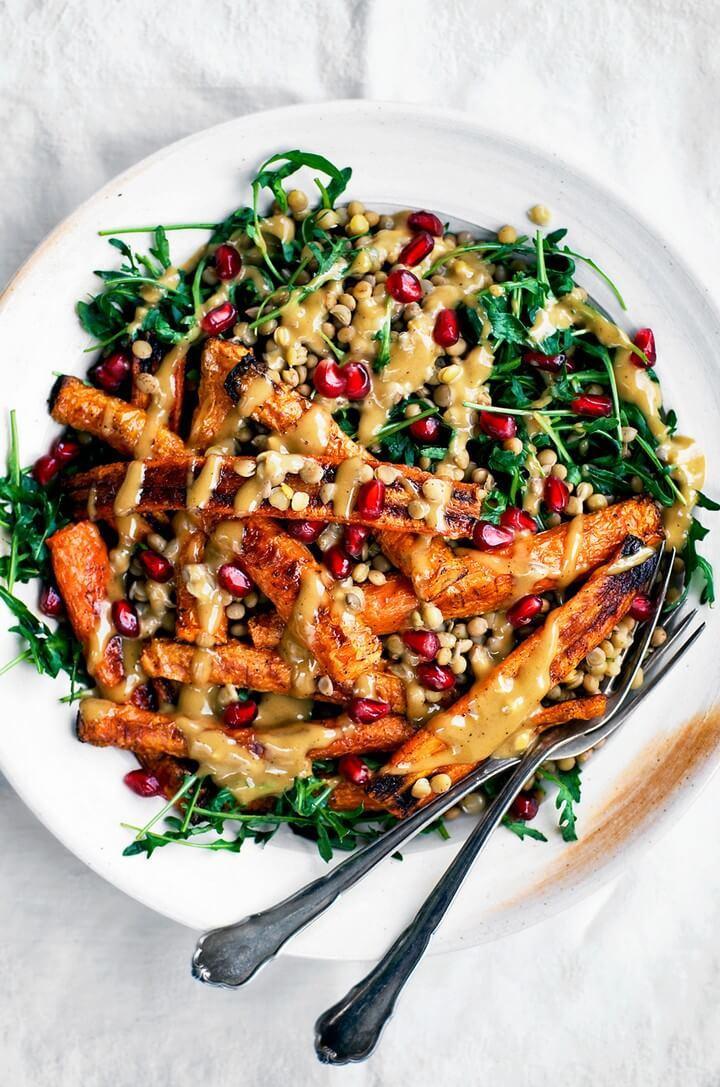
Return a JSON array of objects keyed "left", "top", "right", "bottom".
[
  {"left": 605, "top": 546, "right": 655, "bottom": 576},
  {"left": 332, "top": 456, "right": 370, "bottom": 519},
  {"left": 186, "top": 452, "right": 224, "bottom": 511},
  {"left": 278, "top": 568, "right": 328, "bottom": 696}
]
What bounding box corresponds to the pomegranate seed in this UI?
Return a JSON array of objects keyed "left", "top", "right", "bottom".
[
  {"left": 90, "top": 350, "right": 131, "bottom": 392},
  {"left": 570, "top": 394, "right": 613, "bottom": 418},
  {"left": 417, "top": 662, "right": 456, "bottom": 692},
  {"left": 124, "top": 768, "right": 163, "bottom": 797},
  {"left": 523, "top": 350, "right": 567, "bottom": 373},
  {"left": 343, "top": 524, "right": 370, "bottom": 559},
  {"left": 138, "top": 549, "right": 173, "bottom": 583},
  {"left": 386, "top": 268, "right": 422, "bottom": 303},
  {"left": 507, "top": 594, "right": 543, "bottom": 628},
  {"left": 338, "top": 754, "right": 371, "bottom": 786},
  {"left": 214, "top": 243, "right": 242, "bottom": 281},
  {"left": 313, "top": 357, "right": 347, "bottom": 398},
  {"left": 348, "top": 696, "right": 391, "bottom": 724},
  {"left": 544, "top": 476, "right": 570, "bottom": 513},
  {"left": 287, "top": 520, "right": 324, "bottom": 544},
  {"left": 52, "top": 436, "right": 80, "bottom": 465},
  {"left": 632, "top": 327, "right": 656, "bottom": 368},
  {"left": 629, "top": 593, "right": 655, "bottom": 622},
  {"left": 500, "top": 507, "right": 537, "bottom": 534},
  {"left": 325, "top": 544, "right": 351, "bottom": 580},
  {"left": 407, "top": 210, "right": 443, "bottom": 237},
  {"left": 344, "top": 360, "right": 371, "bottom": 400},
  {"left": 33, "top": 454, "right": 59, "bottom": 486},
  {"left": 398, "top": 231, "right": 434, "bottom": 267},
  {"left": 224, "top": 699, "right": 259, "bottom": 727},
  {"left": 472, "top": 520, "right": 514, "bottom": 550},
  {"left": 409, "top": 414, "right": 441, "bottom": 442},
  {"left": 112, "top": 599, "right": 140, "bottom": 638},
  {"left": 217, "top": 563, "right": 252, "bottom": 596},
  {"left": 201, "top": 301, "right": 237, "bottom": 335},
  {"left": 511, "top": 793, "right": 539, "bottom": 821},
  {"left": 39, "top": 584, "right": 64, "bottom": 618},
  {"left": 402, "top": 630, "right": 440, "bottom": 661},
  {"left": 433, "top": 308, "right": 460, "bottom": 348},
  {"left": 355, "top": 479, "right": 386, "bottom": 520},
  {"left": 478, "top": 410, "right": 517, "bottom": 440}
]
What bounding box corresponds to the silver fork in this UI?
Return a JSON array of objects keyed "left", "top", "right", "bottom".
[
  {"left": 192, "top": 549, "right": 688, "bottom": 990},
  {"left": 313, "top": 563, "right": 705, "bottom": 1063}
]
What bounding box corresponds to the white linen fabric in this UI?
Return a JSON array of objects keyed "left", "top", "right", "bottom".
[{"left": 1, "top": 1, "right": 719, "bottom": 1084}]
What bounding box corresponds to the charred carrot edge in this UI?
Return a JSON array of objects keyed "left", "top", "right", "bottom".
[
  {"left": 246, "top": 497, "right": 664, "bottom": 647},
  {"left": 64, "top": 455, "right": 483, "bottom": 537},
  {"left": 222, "top": 343, "right": 468, "bottom": 597},
  {"left": 139, "top": 637, "right": 407, "bottom": 712},
  {"left": 238, "top": 517, "right": 382, "bottom": 686},
  {"left": 188, "top": 339, "right": 250, "bottom": 449},
  {"left": 328, "top": 781, "right": 391, "bottom": 812},
  {"left": 77, "top": 697, "right": 415, "bottom": 760},
  {"left": 46, "top": 521, "right": 124, "bottom": 689},
  {"left": 173, "top": 527, "right": 229, "bottom": 646},
  {"left": 368, "top": 536, "right": 658, "bottom": 815},
  {"left": 49, "top": 376, "right": 186, "bottom": 459},
  {"left": 131, "top": 355, "right": 186, "bottom": 434}
]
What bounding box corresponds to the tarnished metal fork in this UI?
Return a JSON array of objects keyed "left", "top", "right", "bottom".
[{"left": 314, "top": 550, "right": 706, "bottom": 1063}]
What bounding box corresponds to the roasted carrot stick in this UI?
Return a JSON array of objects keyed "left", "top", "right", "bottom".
[
  {"left": 188, "top": 338, "right": 250, "bottom": 449},
  {"left": 46, "top": 521, "right": 124, "bottom": 689},
  {"left": 49, "top": 376, "right": 186, "bottom": 458},
  {"left": 368, "top": 535, "right": 658, "bottom": 814},
  {"left": 172, "top": 524, "right": 229, "bottom": 645},
  {"left": 131, "top": 352, "right": 186, "bottom": 434},
  {"left": 222, "top": 343, "right": 469, "bottom": 598}
]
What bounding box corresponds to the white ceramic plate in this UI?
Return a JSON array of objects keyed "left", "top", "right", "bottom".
[{"left": 1, "top": 101, "right": 720, "bottom": 960}]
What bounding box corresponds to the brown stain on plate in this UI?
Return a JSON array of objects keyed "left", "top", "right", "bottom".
[{"left": 519, "top": 705, "right": 720, "bottom": 901}]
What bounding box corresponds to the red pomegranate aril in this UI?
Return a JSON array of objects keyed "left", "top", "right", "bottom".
[
  {"left": 472, "top": 520, "right": 514, "bottom": 550},
  {"left": 417, "top": 662, "right": 456, "bottom": 692},
  {"left": 402, "top": 629, "right": 440, "bottom": 661},
  {"left": 33, "top": 454, "right": 59, "bottom": 486},
  {"left": 112, "top": 599, "right": 140, "bottom": 638},
  {"left": 201, "top": 301, "right": 237, "bottom": 335},
  {"left": 91, "top": 350, "right": 131, "bottom": 392},
  {"left": 632, "top": 327, "right": 656, "bottom": 368},
  {"left": 386, "top": 268, "right": 423, "bottom": 303},
  {"left": 217, "top": 562, "right": 252, "bottom": 596},
  {"left": 39, "top": 583, "right": 64, "bottom": 618},
  {"left": 500, "top": 506, "right": 537, "bottom": 534},
  {"left": 355, "top": 479, "right": 386, "bottom": 520},
  {"left": 544, "top": 475, "right": 570, "bottom": 513},
  {"left": 511, "top": 793, "right": 539, "bottom": 821},
  {"left": 313, "top": 357, "right": 347, "bottom": 398},
  {"left": 343, "top": 524, "right": 370, "bottom": 559},
  {"left": 507, "top": 594, "right": 543, "bottom": 628},
  {"left": 124, "top": 768, "right": 163, "bottom": 797},
  {"left": 224, "top": 699, "right": 259, "bottom": 727},
  {"left": 407, "top": 210, "right": 443, "bottom": 237},
  {"left": 570, "top": 393, "right": 613, "bottom": 418},
  {"left": 629, "top": 593, "right": 655, "bottom": 622},
  {"left": 409, "top": 414, "right": 441, "bottom": 442},
  {"left": 523, "top": 350, "right": 567, "bottom": 373},
  {"left": 344, "top": 360, "right": 371, "bottom": 400},
  {"left": 138, "top": 549, "right": 173, "bottom": 583},
  {"left": 398, "top": 231, "right": 434, "bottom": 268},
  {"left": 214, "top": 243, "right": 242, "bottom": 281},
  {"left": 287, "top": 520, "right": 324, "bottom": 544},
  {"left": 325, "top": 544, "right": 352, "bottom": 580},
  {"left": 478, "top": 410, "right": 517, "bottom": 440},
  {"left": 52, "top": 436, "right": 80, "bottom": 465},
  {"left": 433, "top": 308, "right": 460, "bottom": 348},
  {"left": 348, "top": 696, "right": 391, "bottom": 724},
  {"left": 338, "top": 754, "right": 371, "bottom": 786}
]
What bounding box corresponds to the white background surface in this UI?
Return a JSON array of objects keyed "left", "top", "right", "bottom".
[{"left": 1, "top": 1, "right": 719, "bottom": 1084}]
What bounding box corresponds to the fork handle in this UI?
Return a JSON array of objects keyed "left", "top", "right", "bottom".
[
  {"left": 314, "top": 737, "right": 556, "bottom": 1065},
  {"left": 192, "top": 757, "right": 514, "bottom": 987}
]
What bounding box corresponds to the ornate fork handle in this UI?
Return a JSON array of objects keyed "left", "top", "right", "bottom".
[
  {"left": 192, "top": 757, "right": 514, "bottom": 987},
  {"left": 314, "top": 731, "right": 562, "bottom": 1063}
]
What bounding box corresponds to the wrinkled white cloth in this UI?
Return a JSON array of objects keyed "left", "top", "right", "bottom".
[{"left": 2, "top": 1, "right": 720, "bottom": 1084}]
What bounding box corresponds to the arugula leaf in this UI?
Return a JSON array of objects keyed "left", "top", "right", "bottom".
[
  {"left": 502, "top": 817, "right": 548, "bottom": 842},
  {"left": 0, "top": 585, "right": 89, "bottom": 696},
  {"left": 480, "top": 291, "right": 528, "bottom": 346},
  {"left": 372, "top": 300, "right": 393, "bottom": 371},
  {"left": 537, "top": 764, "right": 582, "bottom": 842},
  {"left": 684, "top": 517, "right": 715, "bottom": 605}
]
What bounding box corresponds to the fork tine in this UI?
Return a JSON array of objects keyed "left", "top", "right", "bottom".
[{"left": 609, "top": 620, "right": 705, "bottom": 723}]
